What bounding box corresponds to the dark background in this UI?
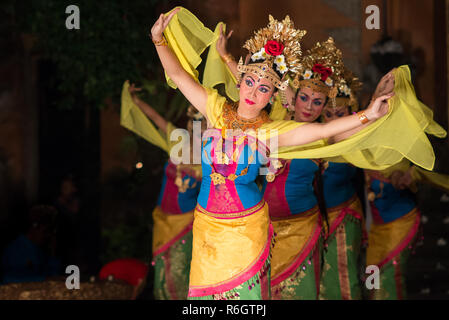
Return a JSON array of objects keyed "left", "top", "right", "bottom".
[{"left": 0, "top": 0, "right": 448, "bottom": 299}]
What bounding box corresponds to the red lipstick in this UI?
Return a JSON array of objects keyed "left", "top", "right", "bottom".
[
  {"left": 245, "top": 99, "right": 255, "bottom": 105},
  {"left": 302, "top": 112, "right": 312, "bottom": 118}
]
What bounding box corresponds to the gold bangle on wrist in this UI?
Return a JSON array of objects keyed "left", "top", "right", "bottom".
[
  {"left": 222, "top": 53, "right": 234, "bottom": 64},
  {"left": 152, "top": 36, "right": 167, "bottom": 46},
  {"left": 357, "top": 111, "right": 370, "bottom": 124}
]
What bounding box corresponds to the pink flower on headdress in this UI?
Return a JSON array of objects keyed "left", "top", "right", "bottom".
[
  {"left": 312, "top": 63, "right": 333, "bottom": 81},
  {"left": 264, "top": 40, "right": 284, "bottom": 56}
]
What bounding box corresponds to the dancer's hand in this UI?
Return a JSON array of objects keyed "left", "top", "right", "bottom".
[
  {"left": 390, "top": 170, "right": 405, "bottom": 189},
  {"left": 216, "top": 24, "right": 233, "bottom": 58},
  {"left": 150, "top": 7, "right": 180, "bottom": 42},
  {"left": 365, "top": 92, "right": 394, "bottom": 120},
  {"left": 397, "top": 169, "right": 415, "bottom": 190},
  {"left": 373, "top": 69, "right": 395, "bottom": 100},
  {"left": 126, "top": 80, "right": 142, "bottom": 104}
]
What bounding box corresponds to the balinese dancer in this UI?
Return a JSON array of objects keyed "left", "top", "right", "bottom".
[
  {"left": 261, "top": 39, "right": 353, "bottom": 300},
  {"left": 365, "top": 158, "right": 449, "bottom": 300},
  {"left": 318, "top": 69, "right": 367, "bottom": 300},
  {"left": 218, "top": 36, "right": 394, "bottom": 300},
  {"left": 362, "top": 66, "right": 449, "bottom": 300},
  {"left": 121, "top": 81, "right": 204, "bottom": 299},
  {"left": 364, "top": 159, "right": 421, "bottom": 300},
  {"left": 150, "top": 7, "right": 440, "bottom": 300}
]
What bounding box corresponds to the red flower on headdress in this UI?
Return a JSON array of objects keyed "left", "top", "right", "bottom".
[
  {"left": 264, "top": 40, "right": 285, "bottom": 56},
  {"left": 312, "top": 63, "right": 333, "bottom": 81}
]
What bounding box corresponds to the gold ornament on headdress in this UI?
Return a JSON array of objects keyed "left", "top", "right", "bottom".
[
  {"left": 324, "top": 68, "right": 363, "bottom": 113},
  {"left": 237, "top": 15, "right": 307, "bottom": 99},
  {"left": 293, "top": 37, "right": 346, "bottom": 107}
]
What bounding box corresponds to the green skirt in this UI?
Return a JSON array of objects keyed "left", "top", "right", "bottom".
[
  {"left": 319, "top": 196, "right": 364, "bottom": 300},
  {"left": 153, "top": 229, "right": 193, "bottom": 300}
]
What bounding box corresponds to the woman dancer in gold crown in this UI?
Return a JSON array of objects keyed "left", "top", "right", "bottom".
[
  {"left": 217, "top": 32, "right": 393, "bottom": 299},
  {"left": 149, "top": 7, "right": 439, "bottom": 300},
  {"left": 121, "top": 81, "right": 206, "bottom": 299},
  {"left": 318, "top": 67, "right": 369, "bottom": 300}
]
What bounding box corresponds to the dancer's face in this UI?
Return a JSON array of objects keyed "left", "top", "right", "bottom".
[
  {"left": 294, "top": 87, "right": 327, "bottom": 122},
  {"left": 322, "top": 105, "right": 350, "bottom": 123},
  {"left": 239, "top": 73, "right": 275, "bottom": 113}
]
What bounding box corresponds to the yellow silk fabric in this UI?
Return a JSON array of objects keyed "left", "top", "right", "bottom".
[
  {"left": 163, "top": 7, "right": 216, "bottom": 89},
  {"left": 376, "top": 158, "right": 411, "bottom": 178},
  {"left": 274, "top": 68, "right": 447, "bottom": 170},
  {"left": 366, "top": 209, "right": 418, "bottom": 266},
  {"left": 411, "top": 166, "right": 449, "bottom": 193},
  {"left": 373, "top": 158, "right": 449, "bottom": 193},
  {"left": 152, "top": 206, "right": 194, "bottom": 253},
  {"left": 120, "top": 81, "right": 178, "bottom": 153},
  {"left": 202, "top": 22, "right": 239, "bottom": 102},
  {"left": 269, "top": 95, "right": 289, "bottom": 121},
  {"left": 189, "top": 203, "right": 270, "bottom": 287},
  {"left": 271, "top": 211, "right": 319, "bottom": 278}
]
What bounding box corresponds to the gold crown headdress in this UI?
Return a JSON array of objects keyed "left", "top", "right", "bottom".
[
  {"left": 237, "top": 15, "right": 307, "bottom": 107},
  {"left": 292, "top": 37, "right": 346, "bottom": 107},
  {"left": 326, "top": 68, "right": 363, "bottom": 113}
]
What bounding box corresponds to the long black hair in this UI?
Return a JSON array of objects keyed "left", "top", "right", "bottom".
[{"left": 313, "top": 161, "right": 330, "bottom": 259}]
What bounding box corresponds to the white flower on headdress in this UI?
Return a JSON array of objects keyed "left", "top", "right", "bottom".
[
  {"left": 251, "top": 47, "right": 267, "bottom": 61},
  {"left": 261, "top": 49, "right": 268, "bottom": 59},
  {"left": 303, "top": 70, "right": 313, "bottom": 79},
  {"left": 325, "top": 77, "right": 333, "bottom": 86},
  {"left": 274, "top": 55, "right": 285, "bottom": 64},
  {"left": 342, "top": 84, "right": 351, "bottom": 96},
  {"left": 276, "top": 62, "right": 288, "bottom": 74}
]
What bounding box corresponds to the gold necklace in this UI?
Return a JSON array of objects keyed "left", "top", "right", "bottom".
[{"left": 222, "top": 102, "right": 271, "bottom": 131}]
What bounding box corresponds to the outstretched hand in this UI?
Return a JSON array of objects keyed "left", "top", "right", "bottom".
[
  {"left": 391, "top": 170, "right": 414, "bottom": 190},
  {"left": 150, "top": 7, "right": 180, "bottom": 41},
  {"left": 216, "top": 23, "right": 233, "bottom": 58},
  {"left": 373, "top": 68, "right": 396, "bottom": 100},
  {"left": 126, "top": 80, "right": 142, "bottom": 103}
]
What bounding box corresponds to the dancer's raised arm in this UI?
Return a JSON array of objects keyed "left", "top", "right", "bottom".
[
  {"left": 328, "top": 70, "right": 396, "bottom": 143},
  {"left": 150, "top": 9, "right": 208, "bottom": 116},
  {"left": 279, "top": 93, "right": 393, "bottom": 147},
  {"left": 127, "top": 81, "right": 168, "bottom": 133}
]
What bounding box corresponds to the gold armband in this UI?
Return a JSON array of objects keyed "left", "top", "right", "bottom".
[
  {"left": 152, "top": 36, "right": 167, "bottom": 46},
  {"left": 357, "top": 111, "right": 369, "bottom": 124},
  {"left": 221, "top": 53, "right": 235, "bottom": 64}
]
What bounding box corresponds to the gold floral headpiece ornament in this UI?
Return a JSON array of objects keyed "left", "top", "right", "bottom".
[
  {"left": 324, "top": 68, "right": 363, "bottom": 113},
  {"left": 292, "top": 37, "right": 346, "bottom": 108},
  {"left": 237, "top": 15, "right": 307, "bottom": 108}
]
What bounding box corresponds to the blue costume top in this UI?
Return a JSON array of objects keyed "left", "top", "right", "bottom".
[
  {"left": 263, "top": 159, "right": 319, "bottom": 217},
  {"left": 156, "top": 160, "right": 202, "bottom": 214},
  {"left": 368, "top": 178, "right": 416, "bottom": 223},
  {"left": 322, "top": 162, "right": 357, "bottom": 208},
  {"left": 197, "top": 131, "right": 267, "bottom": 212}
]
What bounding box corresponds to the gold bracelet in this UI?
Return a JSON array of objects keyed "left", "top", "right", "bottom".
[
  {"left": 221, "top": 53, "right": 234, "bottom": 64},
  {"left": 152, "top": 36, "right": 167, "bottom": 46},
  {"left": 357, "top": 111, "right": 369, "bottom": 124}
]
